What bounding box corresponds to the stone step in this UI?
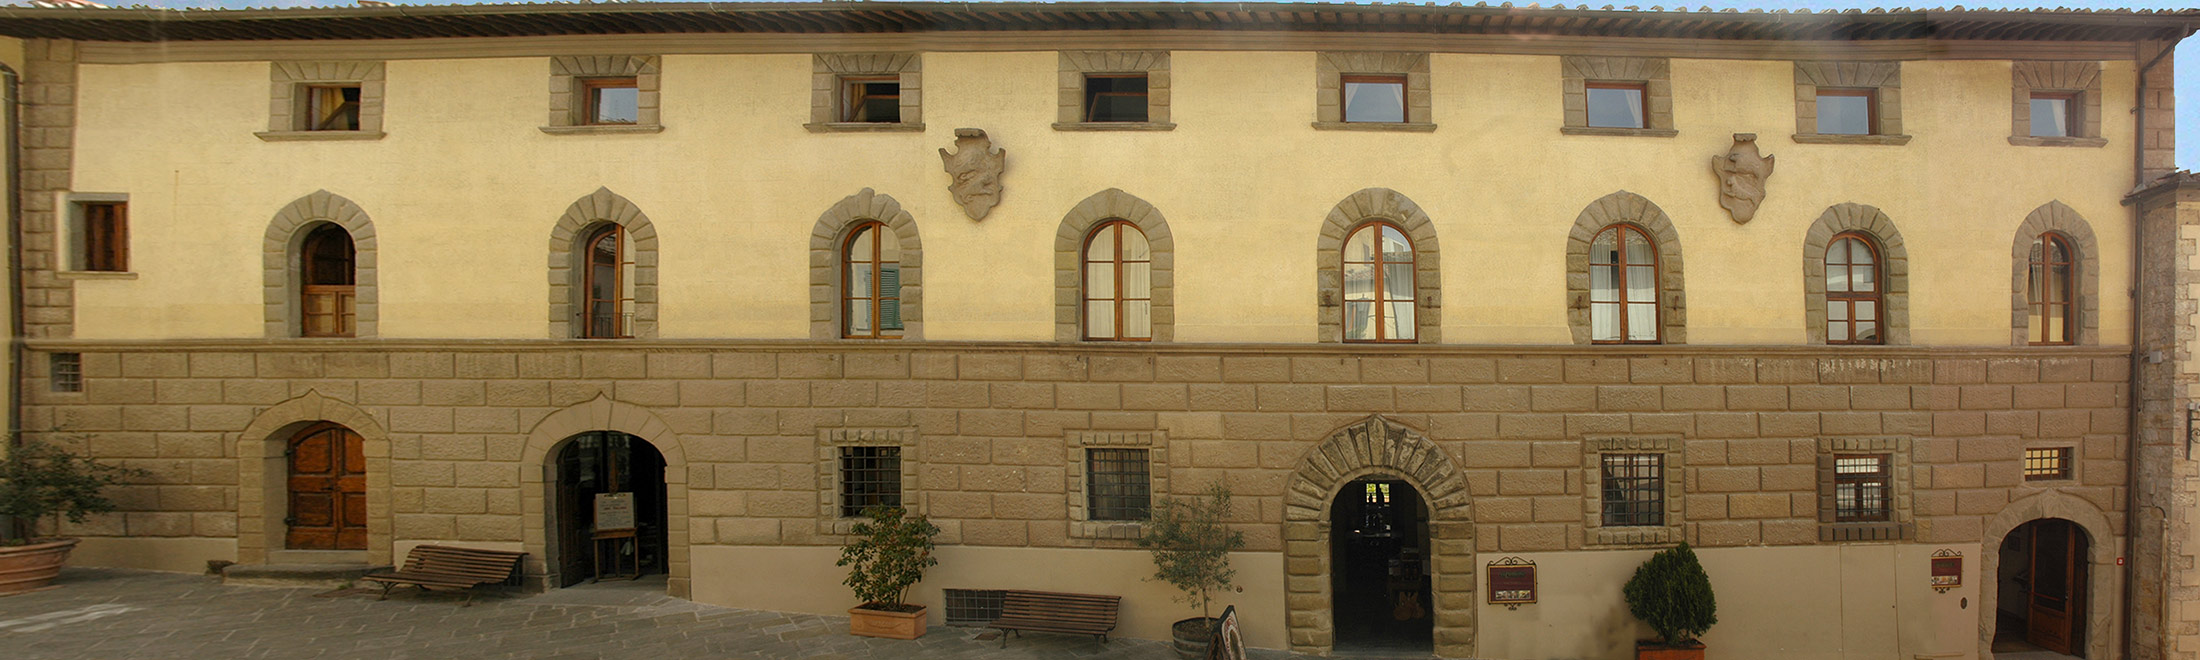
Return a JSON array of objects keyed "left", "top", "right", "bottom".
[{"left": 222, "top": 563, "right": 390, "bottom": 588}]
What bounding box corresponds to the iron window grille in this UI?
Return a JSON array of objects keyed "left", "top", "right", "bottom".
[
  {"left": 1834, "top": 454, "right": 1892, "bottom": 522},
  {"left": 1086, "top": 448, "right": 1151, "bottom": 521},
  {"left": 2024, "top": 447, "right": 2073, "bottom": 481},
  {"left": 50, "top": 353, "right": 81, "bottom": 393},
  {"left": 1600, "top": 453, "right": 1664, "bottom": 527},
  {"left": 838, "top": 446, "right": 902, "bottom": 518},
  {"left": 942, "top": 589, "right": 1005, "bottom": 626}
]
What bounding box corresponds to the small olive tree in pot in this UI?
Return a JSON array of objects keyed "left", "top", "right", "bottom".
[
  {"left": 1623, "top": 542, "right": 1719, "bottom": 660},
  {"left": 837, "top": 506, "right": 941, "bottom": 640},
  {"left": 1140, "top": 482, "right": 1245, "bottom": 660},
  {"left": 0, "top": 439, "right": 144, "bottom": 595}
]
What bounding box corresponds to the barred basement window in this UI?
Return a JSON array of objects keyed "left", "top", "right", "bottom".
[
  {"left": 1086, "top": 448, "right": 1151, "bottom": 521},
  {"left": 942, "top": 589, "right": 1005, "bottom": 626},
  {"left": 1834, "top": 454, "right": 1892, "bottom": 522},
  {"left": 50, "top": 353, "right": 80, "bottom": 393},
  {"left": 1599, "top": 453, "right": 1664, "bottom": 526},
  {"left": 2025, "top": 447, "right": 2073, "bottom": 481},
  {"left": 839, "top": 445, "right": 902, "bottom": 517}
]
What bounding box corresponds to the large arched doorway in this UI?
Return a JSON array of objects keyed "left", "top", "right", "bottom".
[
  {"left": 285, "top": 422, "right": 366, "bottom": 550},
  {"left": 550, "top": 432, "right": 669, "bottom": 587},
  {"left": 1994, "top": 518, "right": 2091, "bottom": 658},
  {"left": 1330, "top": 476, "right": 1432, "bottom": 654}
]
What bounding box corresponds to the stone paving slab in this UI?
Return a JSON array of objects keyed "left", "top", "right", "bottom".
[{"left": 0, "top": 569, "right": 1330, "bottom": 660}]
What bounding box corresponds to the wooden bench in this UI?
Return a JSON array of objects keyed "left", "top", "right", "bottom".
[
  {"left": 360, "top": 545, "right": 527, "bottom": 604},
  {"left": 989, "top": 589, "right": 1121, "bottom": 648}
]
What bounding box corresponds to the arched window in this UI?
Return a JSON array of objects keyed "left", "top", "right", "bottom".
[
  {"left": 1590, "top": 224, "right": 1659, "bottom": 343},
  {"left": 1825, "top": 232, "right": 1882, "bottom": 345},
  {"left": 2028, "top": 232, "right": 2077, "bottom": 345},
  {"left": 1342, "top": 222, "right": 1416, "bottom": 342},
  {"left": 582, "top": 224, "right": 628, "bottom": 339},
  {"left": 1083, "top": 220, "right": 1151, "bottom": 341},
  {"left": 843, "top": 221, "right": 903, "bottom": 339},
  {"left": 300, "top": 224, "right": 356, "bottom": 337}
]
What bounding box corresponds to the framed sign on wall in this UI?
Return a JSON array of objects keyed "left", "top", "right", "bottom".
[{"left": 1487, "top": 557, "right": 1536, "bottom": 608}]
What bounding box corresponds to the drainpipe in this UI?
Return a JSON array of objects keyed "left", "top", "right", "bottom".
[
  {"left": 2124, "top": 35, "right": 2181, "bottom": 660},
  {"left": 0, "top": 62, "right": 18, "bottom": 544}
]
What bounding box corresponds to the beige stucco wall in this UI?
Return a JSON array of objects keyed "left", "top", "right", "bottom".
[{"left": 61, "top": 51, "right": 2134, "bottom": 345}]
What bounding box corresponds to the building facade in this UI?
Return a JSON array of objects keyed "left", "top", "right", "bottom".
[{"left": 0, "top": 3, "right": 2196, "bottom": 659}]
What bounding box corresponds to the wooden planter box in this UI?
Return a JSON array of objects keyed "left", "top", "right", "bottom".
[
  {"left": 847, "top": 604, "right": 927, "bottom": 640},
  {"left": 0, "top": 538, "right": 79, "bottom": 596},
  {"left": 1636, "top": 641, "right": 1706, "bottom": 660}
]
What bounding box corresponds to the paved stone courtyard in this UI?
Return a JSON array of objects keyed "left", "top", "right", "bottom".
[{"left": 0, "top": 569, "right": 1312, "bottom": 660}]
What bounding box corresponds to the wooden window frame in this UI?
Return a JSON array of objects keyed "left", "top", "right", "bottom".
[
  {"left": 1339, "top": 74, "right": 1409, "bottom": 124},
  {"left": 1583, "top": 81, "right": 1649, "bottom": 130},
  {"left": 842, "top": 76, "right": 901, "bottom": 123},
  {"left": 1082, "top": 220, "right": 1153, "bottom": 342},
  {"left": 1082, "top": 73, "right": 1150, "bottom": 123},
  {"left": 581, "top": 77, "right": 641, "bottom": 126},
  {"left": 79, "top": 201, "right": 128, "bottom": 273},
  {"left": 1833, "top": 453, "right": 1893, "bottom": 523},
  {"left": 1341, "top": 220, "right": 1418, "bottom": 343},
  {"left": 1826, "top": 232, "right": 1885, "bottom": 345},
  {"left": 1589, "top": 223, "right": 1662, "bottom": 345},
  {"left": 2029, "top": 232, "right": 2078, "bottom": 346},
  {"left": 2024, "top": 447, "right": 2074, "bottom": 481},
  {"left": 298, "top": 224, "right": 357, "bottom": 338},
  {"left": 2029, "top": 90, "right": 2081, "bottom": 139},
  {"left": 1815, "top": 87, "right": 1880, "bottom": 136},
  {"left": 841, "top": 220, "right": 902, "bottom": 340},
  {"left": 581, "top": 224, "right": 629, "bottom": 339}
]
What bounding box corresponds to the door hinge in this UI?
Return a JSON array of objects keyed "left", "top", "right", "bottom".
[{"left": 283, "top": 517, "right": 297, "bottom": 526}]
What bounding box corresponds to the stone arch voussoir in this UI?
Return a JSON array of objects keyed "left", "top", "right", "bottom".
[
  {"left": 1564, "top": 190, "right": 1686, "bottom": 345},
  {"left": 1802, "top": 203, "right": 1911, "bottom": 344},
  {"left": 262, "top": 190, "right": 378, "bottom": 338},
  {"left": 548, "top": 187, "right": 660, "bottom": 339},
  {"left": 1314, "top": 188, "right": 1442, "bottom": 343},
  {"left": 808, "top": 189, "right": 924, "bottom": 340},
  {"left": 235, "top": 390, "right": 393, "bottom": 565},
  {"left": 1053, "top": 188, "right": 1174, "bottom": 342},
  {"left": 520, "top": 395, "right": 690, "bottom": 598},
  {"left": 2008, "top": 200, "right": 2101, "bottom": 346},
  {"left": 1977, "top": 491, "right": 2118, "bottom": 660}
]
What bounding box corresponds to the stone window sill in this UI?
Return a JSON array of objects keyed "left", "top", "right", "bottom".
[
  {"left": 1561, "top": 126, "right": 1678, "bottom": 138},
  {"left": 1312, "top": 121, "right": 1438, "bottom": 133},
  {"left": 254, "top": 131, "right": 386, "bottom": 142},
  {"left": 1053, "top": 122, "right": 1176, "bottom": 132},
  {"left": 1069, "top": 520, "right": 1146, "bottom": 540},
  {"left": 1792, "top": 133, "right": 1914, "bottom": 146},
  {"left": 1586, "top": 525, "right": 1681, "bottom": 547},
  {"left": 539, "top": 124, "right": 665, "bottom": 136},
  {"left": 56, "top": 270, "right": 137, "bottom": 280},
  {"left": 2008, "top": 135, "right": 2108, "bottom": 148},
  {"left": 1818, "top": 522, "right": 1910, "bottom": 542},
  {"left": 806, "top": 122, "right": 926, "bottom": 133}
]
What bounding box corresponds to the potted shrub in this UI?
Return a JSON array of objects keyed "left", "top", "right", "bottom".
[
  {"left": 835, "top": 506, "right": 940, "bottom": 639},
  {"left": 0, "top": 439, "right": 142, "bottom": 595},
  {"left": 1623, "top": 541, "right": 1718, "bottom": 660},
  {"left": 1140, "top": 482, "right": 1245, "bottom": 660}
]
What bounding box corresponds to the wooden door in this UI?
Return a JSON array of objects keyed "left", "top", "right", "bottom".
[
  {"left": 557, "top": 438, "right": 593, "bottom": 586},
  {"left": 286, "top": 423, "right": 366, "bottom": 550},
  {"left": 2026, "top": 520, "right": 2077, "bottom": 654}
]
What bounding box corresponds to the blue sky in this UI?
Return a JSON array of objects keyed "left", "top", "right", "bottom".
[{"left": 111, "top": 0, "right": 2200, "bottom": 171}]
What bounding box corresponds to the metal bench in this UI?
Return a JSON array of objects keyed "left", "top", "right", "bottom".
[
  {"left": 360, "top": 545, "right": 527, "bottom": 604},
  {"left": 988, "top": 589, "right": 1121, "bottom": 648}
]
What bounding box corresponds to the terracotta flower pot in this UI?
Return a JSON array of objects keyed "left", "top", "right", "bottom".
[
  {"left": 847, "top": 603, "right": 927, "bottom": 640},
  {"left": 1636, "top": 640, "right": 1706, "bottom": 660},
  {"left": 0, "top": 538, "right": 79, "bottom": 596}
]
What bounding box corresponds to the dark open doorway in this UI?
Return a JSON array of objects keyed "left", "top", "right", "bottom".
[
  {"left": 553, "top": 432, "right": 668, "bottom": 588},
  {"left": 1330, "top": 477, "right": 1432, "bottom": 654},
  {"left": 1994, "top": 518, "right": 2090, "bottom": 658}
]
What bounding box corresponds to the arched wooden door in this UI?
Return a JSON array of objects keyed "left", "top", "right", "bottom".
[{"left": 287, "top": 423, "right": 367, "bottom": 550}]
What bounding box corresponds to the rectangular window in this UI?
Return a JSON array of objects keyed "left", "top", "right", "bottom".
[
  {"left": 1086, "top": 448, "right": 1152, "bottom": 521},
  {"left": 1083, "top": 74, "right": 1149, "bottom": 123},
  {"left": 2024, "top": 447, "right": 2073, "bottom": 481},
  {"left": 1834, "top": 454, "right": 1892, "bottom": 522},
  {"left": 1341, "top": 74, "right": 1408, "bottom": 123},
  {"left": 1816, "top": 89, "right": 1877, "bottom": 135},
  {"left": 2030, "top": 92, "right": 2076, "bottom": 138},
  {"left": 838, "top": 445, "right": 902, "bottom": 518},
  {"left": 50, "top": 353, "right": 80, "bottom": 393},
  {"left": 77, "top": 201, "right": 127, "bottom": 272},
  {"left": 583, "top": 77, "right": 641, "bottom": 125},
  {"left": 303, "top": 84, "right": 363, "bottom": 131},
  {"left": 1599, "top": 453, "right": 1664, "bottom": 527},
  {"left": 844, "top": 77, "right": 901, "bottom": 123},
  {"left": 942, "top": 589, "right": 1005, "bottom": 626},
  {"left": 1585, "top": 82, "right": 1647, "bottom": 129}
]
